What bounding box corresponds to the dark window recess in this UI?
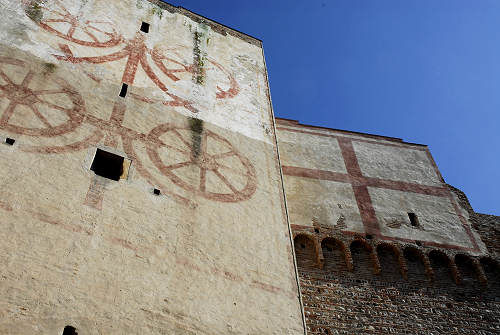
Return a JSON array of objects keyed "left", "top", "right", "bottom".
[
  {"left": 140, "top": 22, "right": 150, "bottom": 33},
  {"left": 62, "top": 326, "right": 78, "bottom": 335},
  {"left": 5, "top": 138, "right": 15, "bottom": 145},
  {"left": 119, "top": 83, "right": 128, "bottom": 97},
  {"left": 91, "top": 149, "right": 124, "bottom": 181},
  {"left": 415, "top": 241, "right": 422, "bottom": 247},
  {"left": 408, "top": 212, "right": 419, "bottom": 227},
  {"left": 365, "top": 234, "right": 373, "bottom": 240},
  {"left": 153, "top": 188, "right": 161, "bottom": 195},
  {"left": 314, "top": 228, "right": 319, "bottom": 233}
]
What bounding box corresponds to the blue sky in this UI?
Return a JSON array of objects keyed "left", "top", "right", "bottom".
[{"left": 165, "top": 0, "right": 500, "bottom": 215}]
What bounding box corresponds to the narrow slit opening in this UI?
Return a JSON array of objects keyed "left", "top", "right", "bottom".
[
  {"left": 408, "top": 212, "right": 419, "bottom": 227},
  {"left": 119, "top": 83, "right": 128, "bottom": 97}
]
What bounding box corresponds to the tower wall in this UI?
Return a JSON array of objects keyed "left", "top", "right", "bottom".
[
  {"left": 0, "top": 1, "right": 304, "bottom": 334},
  {"left": 276, "top": 118, "right": 500, "bottom": 334}
]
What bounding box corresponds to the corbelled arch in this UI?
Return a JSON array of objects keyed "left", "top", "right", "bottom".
[
  {"left": 321, "top": 237, "right": 350, "bottom": 272},
  {"left": 349, "top": 239, "right": 380, "bottom": 275},
  {"left": 455, "top": 254, "right": 483, "bottom": 286},
  {"left": 376, "top": 242, "right": 406, "bottom": 280},
  {"left": 428, "top": 250, "right": 459, "bottom": 285},
  {"left": 293, "top": 233, "right": 320, "bottom": 269},
  {"left": 480, "top": 257, "right": 500, "bottom": 289},
  {"left": 403, "top": 246, "right": 432, "bottom": 281}
]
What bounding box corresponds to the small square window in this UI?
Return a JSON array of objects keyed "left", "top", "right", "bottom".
[
  {"left": 91, "top": 149, "right": 125, "bottom": 181},
  {"left": 140, "top": 22, "right": 150, "bottom": 33},
  {"left": 62, "top": 326, "right": 78, "bottom": 335},
  {"left": 153, "top": 188, "right": 161, "bottom": 195},
  {"left": 119, "top": 83, "right": 128, "bottom": 97},
  {"left": 408, "top": 212, "right": 419, "bottom": 227},
  {"left": 5, "top": 138, "right": 15, "bottom": 145}
]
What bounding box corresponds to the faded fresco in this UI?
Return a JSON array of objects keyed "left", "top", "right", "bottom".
[
  {"left": 277, "top": 119, "right": 486, "bottom": 254},
  {"left": 0, "top": 1, "right": 304, "bottom": 334}
]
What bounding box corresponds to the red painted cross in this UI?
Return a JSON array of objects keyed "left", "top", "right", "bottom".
[{"left": 279, "top": 126, "right": 479, "bottom": 252}]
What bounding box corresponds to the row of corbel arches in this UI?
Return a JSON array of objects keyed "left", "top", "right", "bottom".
[{"left": 293, "top": 233, "right": 500, "bottom": 288}]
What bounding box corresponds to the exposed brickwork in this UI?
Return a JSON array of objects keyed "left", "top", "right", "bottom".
[
  {"left": 293, "top": 225, "right": 500, "bottom": 335},
  {"left": 448, "top": 185, "right": 500, "bottom": 258},
  {"left": 472, "top": 213, "right": 500, "bottom": 257}
]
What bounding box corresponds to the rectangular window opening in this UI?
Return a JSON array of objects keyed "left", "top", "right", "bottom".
[
  {"left": 119, "top": 83, "right": 128, "bottom": 97},
  {"left": 408, "top": 212, "right": 419, "bottom": 227},
  {"left": 153, "top": 188, "right": 161, "bottom": 195},
  {"left": 5, "top": 138, "right": 15, "bottom": 145},
  {"left": 140, "top": 22, "right": 150, "bottom": 33},
  {"left": 91, "top": 149, "right": 126, "bottom": 181},
  {"left": 62, "top": 325, "right": 78, "bottom": 335}
]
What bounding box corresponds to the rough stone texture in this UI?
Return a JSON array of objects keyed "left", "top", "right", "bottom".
[
  {"left": 295, "top": 248, "right": 500, "bottom": 335},
  {"left": 0, "top": 1, "right": 304, "bottom": 334},
  {"left": 448, "top": 184, "right": 500, "bottom": 258},
  {"left": 277, "top": 119, "right": 500, "bottom": 335}
]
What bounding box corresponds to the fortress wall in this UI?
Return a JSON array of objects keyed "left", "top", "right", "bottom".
[
  {"left": 276, "top": 119, "right": 500, "bottom": 334},
  {"left": 448, "top": 184, "right": 500, "bottom": 258},
  {"left": 276, "top": 119, "right": 486, "bottom": 254},
  {"left": 0, "top": 1, "right": 304, "bottom": 334},
  {"left": 293, "top": 233, "right": 500, "bottom": 334}
]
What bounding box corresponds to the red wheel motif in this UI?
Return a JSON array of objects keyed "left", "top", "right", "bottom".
[
  {"left": 28, "top": 1, "right": 239, "bottom": 105},
  {"left": 207, "top": 59, "right": 240, "bottom": 99},
  {"left": 151, "top": 46, "right": 240, "bottom": 100},
  {"left": 151, "top": 47, "right": 195, "bottom": 82},
  {"left": 33, "top": 0, "right": 121, "bottom": 47},
  {"left": 145, "top": 124, "right": 256, "bottom": 202},
  {"left": 0, "top": 57, "right": 85, "bottom": 137}
]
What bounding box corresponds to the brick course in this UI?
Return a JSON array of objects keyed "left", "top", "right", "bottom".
[{"left": 293, "top": 222, "right": 500, "bottom": 335}]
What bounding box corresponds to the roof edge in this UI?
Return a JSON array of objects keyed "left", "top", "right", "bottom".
[
  {"left": 146, "top": 0, "right": 263, "bottom": 47},
  {"left": 275, "top": 118, "right": 428, "bottom": 147}
]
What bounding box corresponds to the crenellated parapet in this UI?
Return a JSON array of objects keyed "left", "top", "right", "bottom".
[
  {"left": 291, "top": 225, "right": 499, "bottom": 290},
  {"left": 291, "top": 225, "right": 500, "bottom": 335}
]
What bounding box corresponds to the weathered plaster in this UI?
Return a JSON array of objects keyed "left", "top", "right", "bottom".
[
  {"left": 276, "top": 119, "right": 487, "bottom": 254},
  {"left": 0, "top": 1, "right": 304, "bottom": 334}
]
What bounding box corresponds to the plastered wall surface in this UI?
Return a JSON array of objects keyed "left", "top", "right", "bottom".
[
  {"left": 0, "top": 1, "right": 304, "bottom": 334},
  {"left": 277, "top": 119, "right": 500, "bottom": 334},
  {"left": 276, "top": 119, "right": 485, "bottom": 254}
]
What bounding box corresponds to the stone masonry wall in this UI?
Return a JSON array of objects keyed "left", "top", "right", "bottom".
[
  {"left": 448, "top": 184, "right": 500, "bottom": 258},
  {"left": 293, "top": 230, "right": 500, "bottom": 335},
  {"left": 276, "top": 119, "right": 500, "bottom": 334}
]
